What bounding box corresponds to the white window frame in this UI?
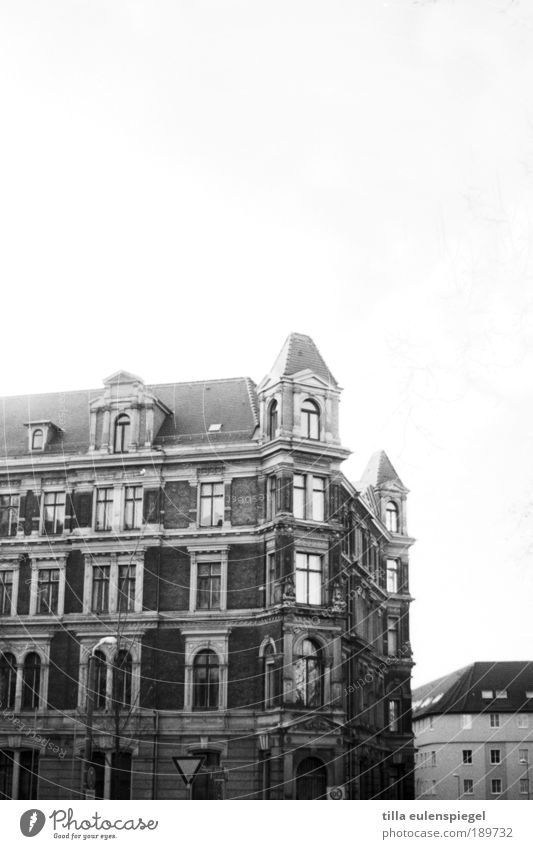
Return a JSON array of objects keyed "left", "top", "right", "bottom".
[
  {"left": 40, "top": 490, "right": 66, "bottom": 536},
  {"left": 122, "top": 485, "right": 143, "bottom": 531},
  {"left": 83, "top": 554, "right": 143, "bottom": 615},
  {"left": 463, "top": 779, "right": 474, "bottom": 795},
  {"left": 0, "top": 561, "right": 20, "bottom": 617},
  {"left": 93, "top": 486, "right": 115, "bottom": 532},
  {"left": 461, "top": 714, "right": 473, "bottom": 729},
  {"left": 183, "top": 629, "right": 229, "bottom": 712},
  {"left": 517, "top": 714, "right": 529, "bottom": 729},
  {"left": 0, "top": 640, "right": 51, "bottom": 713},
  {"left": 188, "top": 546, "right": 228, "bottom": 612},
  {"left": 197, "top": 480, "right": 225, "bottom": 528},
  {"left": 29, "top": 557, "right": 66, "bottom": 617},
  {"left": 490, "top": 749, "right": 501, "bottom": 765},
  {"left": 481, "top": 689, "right": 493, "bottom": 699},
  {"left": 293, "top": 473, "right": 327, "bottom": 522},
  {"left": 491, "top": 778, "right": 502, "bottom": 795},
  {"left": 295, "top": 551, "right": 323, "bottom": 606},
  {"left": 490, "top": 713, "right": 500, "bottom": 728},
  {"left": 77, "top": 637, "right": 141, "bottom": 712},
  {"left": 520, "top": 778, "right": 529, "bottom": 795},
  {"left": 0, "top": 492, "right": 20, "bottom": 537}
]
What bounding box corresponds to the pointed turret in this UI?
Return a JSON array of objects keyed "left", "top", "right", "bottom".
[
  {"left": 360, "top": 450, "right": 406, "bottom": 490},
  {"left": 359, "top": 450, "right": 409, "bottom": 535},
  {"left": 267, "top": 333, "right": 338, "bottom": 386}
]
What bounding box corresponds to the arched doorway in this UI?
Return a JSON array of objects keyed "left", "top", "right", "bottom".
[{"left": 295, "top": 756, "right": 327, "bottom": 800}]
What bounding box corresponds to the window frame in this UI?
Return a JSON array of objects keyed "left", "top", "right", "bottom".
[
  {"left": 490, "top": 713, "right": 500, "bottom": 728},
  {"left": 0, "top": 566, "right": 18, "bottom": 617},
  {"left": 83, "top": 555, "right": 142, "bottom": 615},
  {"left": 490, "top": 749, "right": 501, "bottom": 765},
  {"left": 462, "top": 749, "right": 473, "bottom": 765},
  {"left": 188, "top": 547, "right": 228, "bottom": 613},
  {"left": 198, "top": 481, "right": 225, "bottom": 528},
  {"left": 491, "top": 778, "right": 502, "bottom": 795},
  {"left": 41, "top": 490, "right": 66, "bottom": 536},
  {"left": 29, "top": 559, "right": 66, "bottom": 617},
  {"left": 293, "top": 474, "right": 327, "bottom": 522},
  {"left": 301, "top": 399, "right": 321, "bottom": 440},
  {"left": 113, "top": 414, "right": 131, "bottom": 454},
  {"left": 183, "top": 630, "right": 229, "bottom": 712},
  {"left": 295, "top": 551, "right": 323, "bottom": 606},
  {"left": 463, "top": 778, "right": 474, "bottom": 795},
  {"left": 385, "top": 501, "right": 399, "bottom": 533},
  {"left": 95, "top": 487, "right": 114, "bottom": 532},
  {"left": 123, "top": 485, "right": 143, "bottom": 531},
  {"left": 0, "top": 494, "right": 19, "bottom": 538},
  {"left": 294, "top": 638, "right": 324, "bottom": 708}
]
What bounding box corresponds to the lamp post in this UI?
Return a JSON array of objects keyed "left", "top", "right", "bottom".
[{"left": 83, "top": 637, "right": 117, "bottom": 799}]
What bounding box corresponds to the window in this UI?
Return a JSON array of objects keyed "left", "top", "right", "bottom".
[
  {"left": 481, "top": 689, "right": 494, "bottom": 699},
  {"left": 526, "top": 690, "right": 533, "bottom": 699},
  {"left": 32, "top": 429, "right": 44, "bottom": 451},
  {"left": 92, "top": 651, "right": 107, "bottom": 710},
  {"left": 18, "top": 750, "right": 39, "bottom": 799},
  {"left": 0, "top": 750, "right": 13, "bottom": 799},
  {"left": 267, "top": 475, "right": 277, "bottom": 520},
  {"left": 464, "top": 779, "right": 474, "bottom": 795},
  {"left": 490, "top": 713, "right": 500, "bottom": 728},
  {"left": 387, "top": 617, "right": 399, "bottom": 656},
  {"left": 385, "top": 502, "right": 399, "bottom": 533},
  {"left": 0, "top": 495, "right": 19, "bottom": 537},
  {"left": 462, "top": 714, "right": 473, "bottom": 729},
  {"left": 267, "top": 552, "right": 277, "bottom": 605},
  {"left": 520, "top": 779, "right": 529, "bottom": 795},
  {"left": 495, "top": 690, "right": 508, "bottom": 699},
  {"left": 264, "top": 644, "right": 276, "bottom": 708},
  {"left": 388, "top": 698, "right": 401, "bottom": 732},
  {"left": 386, "top": 559, "right": 399, "bottom": 593},
  {"left": 196, "top": 562, "right": 221, "bottom": 610},
  {"left": 490, "top": 749, "right": 501, "bottom": 765},
  {"left": 22, "top": 653, "right": 41, "bottom": 710},
  {"left": 463, "top": 750, "right": 473, "bottom": 764},
  {"left": 92, "top": 565, "right": 110, "bottom": 613},
  {"left": 0, "top": 571, "right": 13, "bottom": 615},
  {"left": 517, "top": 714, "right": 529, "bottom": 729},
  {"left": 113, "top": 414, "right": 131, "bottom": 453},
  {"left": 43, "top": 491, "right": 65, "bottom": 535},
  {"left": 193, "top": 650, "right": 219, "bottom": 710},
  {"left": 491, "top": 778, "right": 502, "bottom": 795},
  {"left": 117, "top": 565, "right": 136, "bottom": 613},
  {"left": 293, "top": 475, "right": 326, "bottom": 521},
  {"left": 431, "top": 751, "right": 437, "bottom": 767},
  {"left": 124, "top": 486, "right": 142, "bottom": 530},
  {"left": 301, "top": 399, "right": 320, "bottom": 440},
  {"left": 294, "top": 639, "right": 323, "bottom": 707},
  {"left": 37, "top": 568, "right": 60, "bottom": 614},
  {"left": 0, "top": 653, "right": 17, "bottom": 709},
  {"left": 267, "top": 400, "right": 278, "bottom": 439},
  {"left": 95, "top": 488, "right": 113, "bottom": 531},
  {"left": 519, "top": 750, "right": 528, "bottom": 764},
  {"left": 199, "top": 482, "right": 224, "bottom": 527},
  {"left": 295, "top": 553, "right": 322, "bottom": 605},
  {"left": 112, "top": 651, "right": 132, "bottom": 708}
]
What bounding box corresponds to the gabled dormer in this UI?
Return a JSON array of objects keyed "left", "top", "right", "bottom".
[
  {"left": 257, "top": 333, "right": 342, "bottom": 445},
  {"left": 89, "top": 370, "right": 172, "bottom": 453},
  {"left": 24, "top": 419, "right": 63, "bottom": 452},
  {"left": 359, "top": 450, "right": 409, "bottom": 535}
]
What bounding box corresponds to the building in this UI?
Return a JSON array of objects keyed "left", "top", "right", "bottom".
[
  {"left": 413, "top": 662, "right": 533, "bottom": 800},
  {"left": 0, "top": 333, "right": 414, "bottom": 800}
]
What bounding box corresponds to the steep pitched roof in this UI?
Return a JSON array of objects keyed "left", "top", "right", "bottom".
[
  {"left": 267, "top": 333, "right": 338, "bottom": 386},
  {"left": 413, "top": 661, "right": 533, "bottom": 717},
  {"left": 359, "top": 450, "right": 405, "bottom": 489}
]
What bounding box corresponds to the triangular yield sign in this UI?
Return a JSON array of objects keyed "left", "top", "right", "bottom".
[{"left": 172, "top": 756, "right": 205, "bottom": 786}]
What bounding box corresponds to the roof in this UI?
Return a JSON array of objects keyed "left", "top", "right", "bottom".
[
  {"left": 0, "top": 377, "right": 259, "bottom": 458},
  {"left": 413, "top": 662, "right": 533, "bottom": 717},
  {"left": 267, "top": 333, "right": 338, "bottom": 386},
  {"left": 359, "top": 450, "right": 406, "bottom": 490}
]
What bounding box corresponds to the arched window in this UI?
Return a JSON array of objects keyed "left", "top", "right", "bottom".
[
  {"left": 295, "top": 756, "right": 327, "bottom": 800},
  {"left": 193, "top": 650, "right": 219, "bottom": 710},
  {"left": 294, "top": 639, "right": 323, "bottom": 707},
  {"left": 267, "top": 400, "right": 278, "bottom": 440},
  {"left": 263, "top": 643, "right": 276, "bottom": 708},
  {"left": 93, "top": 651, "right": 107, "bottom": 710},
  {"left": 113, "top": 415, "right": 131, "bottom": 454},
  {"left": 22, "top": 653, "right": 41, "bottom": 710},
  {"left": 112, "top": 651, "right": 132, "bottom": 708},
  {"left": 31, "top": 429, "right": 43, "bottom": 450},
  {"left": 0, "top": 653, "right": 17, "bottom": 709},
  {"left": 385, "top": 501, "right": 399, "bottom": 534},
  {"left": 301, "top": 399, "right": 320, "bottom": 440}
]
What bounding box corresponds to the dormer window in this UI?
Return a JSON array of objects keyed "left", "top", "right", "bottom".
[
  {"left": 268, "top": 400, "right": 278, "bottom": 439},
  {"left": 113, "top": 414, "right": 131, "bottom": 454},
  {"left": 385, "top": 501, "right": 399, "bottom": 533},
  {"left": 32, "top": 429, "right": 44, "bottom": 450},
  {"left": 301, "top": 399, "right": 320, "bottom": 440}
]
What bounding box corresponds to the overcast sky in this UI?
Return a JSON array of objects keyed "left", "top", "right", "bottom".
[{"left": 1, "top": 0, "right": 532, "bottom": 687}]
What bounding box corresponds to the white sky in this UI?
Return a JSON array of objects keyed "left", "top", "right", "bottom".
[{"left": 1, "top": 0, "right": 532, "bottom": 687}]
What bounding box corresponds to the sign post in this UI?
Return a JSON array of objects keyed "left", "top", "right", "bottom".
[{"left": 172, "top": 756, "right": 205, "bottom": 800}]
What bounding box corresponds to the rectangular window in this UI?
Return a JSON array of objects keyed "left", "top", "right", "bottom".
[
  {"left": 295, "top": 552, "right": 322, "bottom": 605},
  {"left": 481, "top": 689, "right": 493, "bottom": 699},
  {"left": 462, "top": 749, "right": 472, "bottom": 764},
  {"left": 196, "top": 562, "right": 221, "bottom": 610},
  {"left": 461, "top": 714, "right": 473, "bottom": 729},
  {"left": 519, "top": 749, "right": 528, "bottom": 763},
  {"left": 124, "top": 486, "right": 142, "bottom": 530},
  {"left": 387, "top": 617, "right": 399, "bottom": 656},
  {"left": 517, "top": 714, "right": 529, "bottom": 729},
  {"left": 95, "top": 488, "right": 114, "bottom": 531},
  {"left": 388, "top": 699, "right": 400, "bottom": 732},
  {"left": 520, "top": 779, "right": 529, "bottom": 795},
  {"left": 463, "top": 779, "right": 474, "bottom": 795},
  {"left": 311, "top": 476, "right": 325, "bottom": 521},
  {"left": 0, "top": 571, "right": 13, "bottom": 615},
  {"left": 37, "top": 569, "right": 59, "bottom": 614},
  {"left": 491, "top": 778, "right": 502, "bottom": 795},
  {"left": 117, "top": 565, "right": 136, "bottom": 613},
  {"left": 293, "top": 475, "right": 305, "bottom": 519},
  {"left": 0, "top": 495, "right": 19, "bottom": 537},
  {"left": 43, "top": 491, "right": 65, "bottom": 535},
  {"left": 430, "top": 751, "right": 436, "bottom": 767},
  {"left": 526, "top": 690, "right": 533, "bottom": 699},
  {"left": 386, "top": 559, "right": 399, "bottom": 593},
  {"left": 267, "top": 475, "right": 277, "bottom": 520},
  {"left": 490, "top": 749, "right": 501, "bottom": 765},
  {"left": 199, "top": 482, "right": 224, "bottom": 527},
  {"left": 495, "top": 690, "right": 508, "bottom": 699},
  {"left": 267, "top": 552, "right": 277, "bottom": 605},
  {"left": 92, "top": 565, "right": 110, "bottom": 613},
  {"left": 490, "top": 713, "right": 500, "bottom": 728}
]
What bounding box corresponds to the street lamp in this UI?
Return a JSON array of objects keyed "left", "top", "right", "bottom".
[{"left": 83, "top": 637, "right": 117, "bottom": 799}]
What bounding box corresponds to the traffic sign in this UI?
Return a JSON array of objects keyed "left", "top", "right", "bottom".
[{"left": 172, "top": 756, "right": 205, "bottom": 787}]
